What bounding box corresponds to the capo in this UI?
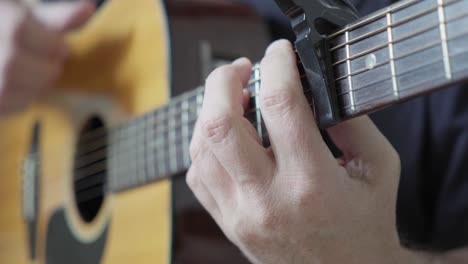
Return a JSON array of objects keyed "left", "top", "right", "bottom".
[{"left": 274, "top": 0, "right": 359, "bottom": 127}]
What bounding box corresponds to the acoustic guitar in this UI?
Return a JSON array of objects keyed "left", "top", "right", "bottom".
[{"left": 1, "top": 0, "right": 468, "bottom": 263}]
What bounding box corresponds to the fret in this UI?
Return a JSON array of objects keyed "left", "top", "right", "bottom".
[
  {"left": 446, "top": 2, "right": 468, "bottom": 80},
  {"left": 119, "top": 121, "right": 130, "bottom": 189},
  {"left": 438, "top": 0, "right": 453, "bottom": 80},
  {"left": 196, "top": 90, "right": 204, "bottom": 116},
  {"left": 156, "top": 108, "right": 167, "bottom": 177},
  {"left": 130, "top": 119, "right": 140, "bottom": 188},
  {"left": 107, "top": 130, "right": 117, "bottom": 191},
  {"left": 150, "top": 110, "right": 160, "bottom": 180},
  {"left": 114, "top": 126, "right": 124, "bottom": 190},
  {"left": 168, "top": 104, "right": 177, "bottom": 173},
  {"left": 386, "top": 13, "right": 399, "bottom": 99},
  {"left": 252, "top": 64, "right": 263, "bottom": 139},
  {"left": 137, "top": 117, "right": 147, "bottom": 185},
  {"left": 181, "top": 100, "right": 191, "bottom": 168},
  {"left": 344, "top": 31, "right": 356, "bottom": 113},
  {"left": 145, "top": 113, "right": 156, "bottom": 181}
]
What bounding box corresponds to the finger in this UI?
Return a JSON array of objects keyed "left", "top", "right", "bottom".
[
  {"left": 186, "top": 166, "right": 222, "bottom": 222},
  {"left": 34, "top": 1, "right": 95, "bottom": 32},
  {"left": 259, "top": 40, "right": 333, "bottom": 168},
  {"left": 189, "top": 119, "right": 236, "bottom": 205},
  {"left": 19, "top": 12, "right": 67, "bottom": 60},
  {"left": 327, "top": 116, "right": 400, "bottom": 182},
  {"left": 232, "top": 57, "right": 252, "bottom": 86},
  {"left": 1, "top": 47, "right": 61, "bottom": 102},
  {"left": 202, "top": 62, "right": 274, "bottom": 186}
]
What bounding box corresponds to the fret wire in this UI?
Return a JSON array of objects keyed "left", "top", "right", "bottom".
[
  {"left": 132, "top": 119, "right": 140, "bottom": 186},
  {"left": 437, "top": 0, "right": 453, "bottom": 80},
  {"left": 139, "top": 114, "right": 148, "bottom": 184},
  {"left": 253, "top": 66, "right": 263, "bottom": 138},
  {"left": 386, "top": 12, "right": 399, "bottom": 99},
  {"left": 181, "top": 100, "right": 191, "bottom": 168},
  {"left": 345, "top": 31, "right": 356, "bottom": 113},
  {"left": 168, "top": 104, "right": 178, "bottom": 172},
  {"left": 156, "top": 108, "right": 166, "bottom": 177},
  {"left": 145, "top": 111, "right": 156, "bottom": 182}
]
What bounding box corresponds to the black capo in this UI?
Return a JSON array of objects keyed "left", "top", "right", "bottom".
[{"left": 274, "top": 0, "right": 359, "bottom": 128}]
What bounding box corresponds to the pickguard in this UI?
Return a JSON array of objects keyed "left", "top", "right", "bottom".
[{"left": 45, "top": 209, "right": 109, "bottom": 264}]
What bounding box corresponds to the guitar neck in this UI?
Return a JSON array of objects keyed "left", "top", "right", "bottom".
[
  {"left": 328, "top": 0, "right": 468, "bottom": 119},
  {"left": 107, "top": 0, "right": 468, "bottom": 193}
]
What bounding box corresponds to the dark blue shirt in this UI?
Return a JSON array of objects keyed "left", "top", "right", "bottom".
[{"left": 244, "top": 0, "right": 468, "bottom": 251}]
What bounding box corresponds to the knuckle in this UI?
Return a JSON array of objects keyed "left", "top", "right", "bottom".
[
  {"left": 189, "top": 140, "right": 201, "bottom": 162},
  {"left": 235, "top": 223, "right": 259, "bottom": 246},
  {"left": 202, "top": 115, "right": 233, "bottom": 144},
  {"left": 260, "top": 89, "right": 296, "bottom": 116},
  {"left": 254, "top": 209, "right": 278, "bottom": 232},
  {"left": 185, "top": 169, "right": 200, "bottom": 190},
  {"left": 234, "top": 203, "right": 277, "bottom": 245}
]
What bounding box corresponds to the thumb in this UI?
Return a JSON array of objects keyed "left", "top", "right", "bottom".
[
  {"left": 33, "top": 1, "right": 95, "bottom": 32},
  {"left": 327, "top": 116, "right": 398, "bottom": 168}
]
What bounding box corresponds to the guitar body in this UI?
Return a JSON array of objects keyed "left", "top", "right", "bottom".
[{"left": 0, "top": 0, "right": 171, "bottom": 263}]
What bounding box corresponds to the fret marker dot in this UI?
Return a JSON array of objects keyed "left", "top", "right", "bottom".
[{"left": 365, "top": 54, "right": 377, "bottom": 69}]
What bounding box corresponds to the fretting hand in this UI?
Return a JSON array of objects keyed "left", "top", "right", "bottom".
[
  {"left": 0, "top": 0, "right": 94, "bottom": 115},
  {"left": 187, "top": 40, "right": 419, "bottom": 263}
]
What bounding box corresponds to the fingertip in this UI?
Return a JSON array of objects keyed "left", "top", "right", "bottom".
[
  {"left": 231, "top": 57, "right": 253, "bottom": 85},
  {"left": 265, "top": 39, "right": 293, "bottom": 56},
  {"left": 232, "top": 57, "right": 251, "bottom": 67},
  {"left": 63, "top": 1, "right": 95, "bottom": 31}
]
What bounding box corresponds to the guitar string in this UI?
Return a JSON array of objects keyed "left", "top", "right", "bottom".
[
  {"left": 328, "top": 0, "right": 461, "bottom": 49},
  {"left": 328, "top": 0, "right": 450, "bottom": 39}
]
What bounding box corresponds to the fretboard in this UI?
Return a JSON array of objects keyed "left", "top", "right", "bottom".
[
  {"left": 328, "top": 0, "right": 468, "bottom": 118},
  {"left": 106, "top": 0, "right": 468, "bottom": 193}
]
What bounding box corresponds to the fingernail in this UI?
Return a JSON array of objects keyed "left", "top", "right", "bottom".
[
  {"left": 232, "top": 57, "right": 249, "bottom": 66},
  {"left": 265, "top": 39, "right": 291, "bottom": 55}
]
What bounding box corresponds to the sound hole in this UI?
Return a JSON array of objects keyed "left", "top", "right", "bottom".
[{"left": 73, "top": 117, "right": 107, "bottom": 223}]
